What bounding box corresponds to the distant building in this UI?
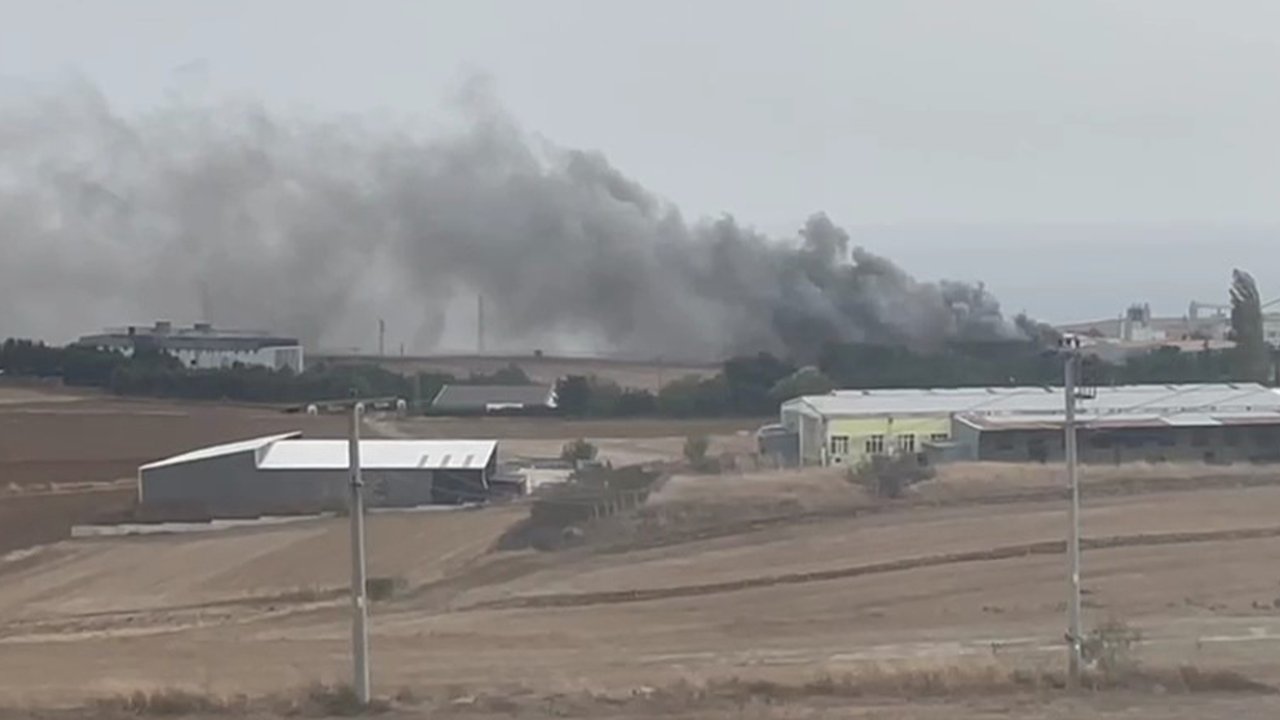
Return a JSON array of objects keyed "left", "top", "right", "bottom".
[
  {"left": 138, "top": 433, "right": 499, "bottom": 517},
  {"left": 952, "top": 409, "right": 1280, "bottom": 465},
  {"left": 1056, "top": 300, "right": 1280, "bottom": 358},
  {"left": 781, "top": 383, "right": 1280, "bottom": 467},
  {"left": 77, "top": 321, "right": 305, "bottom": 373},
  {"left": 430, "top": 384, "right": 557, "bottom": 414}
]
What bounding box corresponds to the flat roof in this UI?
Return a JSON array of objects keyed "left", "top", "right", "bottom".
[
  {"left": 259, "top": 439, "right": 497, "bottom": 470},
  {"left": 431, "top": 384, "right": 556, "bottom": 410},
  {"left": 957, "top": 410, "right": 1280, "bottom": 432},
  {"left": 788, "top": 383, "right": 1280, "bottom": 418},
  {"left": 140, "top": 435, "right": 497, "bottom": 473}
]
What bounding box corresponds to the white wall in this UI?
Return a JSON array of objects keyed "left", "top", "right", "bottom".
[{"left": 171, "top": 345, "right": 305, "bottom": 372}]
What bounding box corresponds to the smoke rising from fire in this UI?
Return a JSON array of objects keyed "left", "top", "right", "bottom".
[{"left": 0, "top": 80, "right": 1019, "bottom": 360}]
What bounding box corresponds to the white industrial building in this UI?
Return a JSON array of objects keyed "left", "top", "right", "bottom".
[
  {"left": 781, "top": 383, "right": 1280, "bottom": 467},
  {"left": 139, "top": 433, "right": 498, "bottom": 517},
  {"left": 77, "top": 321, "right": 305, "bottom": 372}
]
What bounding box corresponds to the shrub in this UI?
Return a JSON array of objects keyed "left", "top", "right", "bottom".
[
  {"left": 561, "top": 438, "right": 599, "bottom": 463},
  {"left": 849, "top": 453, "right": 936, "bottom": 499},
  {"left": 365, "top": 576, "right": 407, "bottom": 602},
  {"left": 683, "top": 434, "right": 720, "bottom": 473},
  {"left": 683, "top": 435, "right": 710, "bottom": 465},
  {"left": 1082, "top": 618, "right": 1143, "bottom": 679}
]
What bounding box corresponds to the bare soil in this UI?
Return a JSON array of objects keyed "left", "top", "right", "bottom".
[{"left": 4, "top": 394, "right": 1280, "bottom": 717}]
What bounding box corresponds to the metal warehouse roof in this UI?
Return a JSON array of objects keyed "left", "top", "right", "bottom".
[
  {"left": 139, "top": 432, "right": 302, "bottom": 471},
  {"left": 140, "top": 435, "right": 496, "bottom": 473},
  {"left": 258, "top": 439, "right": 497, "bottom": 470},
  {"left": 431, "top": 384, "right": 557, "bottom": 411},
  {"left": 788, "top": 383, "right": 1280, "bottom": 418},
  {"left": 956, "top": 409, "right": 1280, "bottom": 432}
]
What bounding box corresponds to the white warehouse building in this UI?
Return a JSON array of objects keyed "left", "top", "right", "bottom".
[
  {"left": 139, "top": 433, "right": 498, "bottom": 517},
  {"left": 77, "top": 321, "right": 305, "bottom": 372}
]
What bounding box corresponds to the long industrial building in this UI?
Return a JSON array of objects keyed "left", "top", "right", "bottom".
[
  {"left": 780, "top": 383, "right": 1280, "bottom": 467},
  {"left": 78, "top": 321, "right": 305, "bottom": 372},
  {"left": 139, "top": 433, "right": 498, "bottom": 517}
]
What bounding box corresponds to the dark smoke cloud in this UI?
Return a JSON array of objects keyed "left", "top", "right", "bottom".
[{"left": 0, "top": 79, "right": 1019, "bottom": 361}]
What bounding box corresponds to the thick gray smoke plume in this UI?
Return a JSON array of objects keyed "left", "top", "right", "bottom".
[{"left": 0, "top": 80, "right": 1017, "bottom": 360}]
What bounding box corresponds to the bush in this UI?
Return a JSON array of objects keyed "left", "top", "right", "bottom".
[
  {"left": 849, "top": 453, "right": 936, "bottom": 499},
  {"left": 1082, "top": 618, "right": 1143, "bottom": 678},
  {"left": 561, "top": 438, "right": 598, "bottom": 463},
  {"left": 466, "top": 363, "right": 531, "bottom": 385},
  {"left": 366, "top": 576, "right": 407, "bottom": 602}
]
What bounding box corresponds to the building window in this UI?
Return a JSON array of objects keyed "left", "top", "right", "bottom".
[
  {"left": 1224, "top": 427, "right": 1241, "bottom": 447},
  {"left": 1191, "top": 428, "right": 1210, "bottom": 447},
  {"left": 995, "top": 433, "right": 1016, "bottom": 451},
  {"left": 865, "top": 434, "right": 885, "bottom": 455},
  {"left": 896, "top": 434, "right": 916, "bottom": 454},
  {"left": 1156, "top": 430, "right": 1176, "bottom": 447},
  {"left": 930, "top": 432, "right": 949, "bottom": 443},
  {"left": 829, "top": 435, "right": 850, "bottom": 456}
]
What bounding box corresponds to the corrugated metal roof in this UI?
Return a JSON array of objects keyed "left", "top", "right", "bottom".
[
  {"left": 139, "top": 432, "right": 302, "bottom": 471},
  {"left": 258, "top": 440, "right": 497, "bottom": 470},
  {"left": 956, "top": 410, "right": 1280, "bottom": 432},
  {"left": 431, "top": 384, "right": 556, "bottom": 411},
  {"left": 790, "top": 383, "right": 1280, "bottom": 418},
  {"left": 141, "top": 435, "right": 496, "bottom": 472}
]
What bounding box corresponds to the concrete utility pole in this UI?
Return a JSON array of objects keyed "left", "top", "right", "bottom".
[
  {"left": 1061, "top": 336, "right": 1083, "bottom": 687},
  {"left": 378, "top": 319, "right": 386, "bottom": 357},
  {"left": 347, "top": 402, "right": 371, "bottom": 705}
]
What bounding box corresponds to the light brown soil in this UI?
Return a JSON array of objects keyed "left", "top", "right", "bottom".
[
  {"left": 4, "top": 393, "right": 1280, "bottom": 718},
  {"left": 2, "top": 465, "right": 1280, "bottom": 717}
]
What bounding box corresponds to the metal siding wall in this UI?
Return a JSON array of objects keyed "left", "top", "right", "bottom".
[
  {"left": 947, "top": 420, "right": 982, "bottom": 462},
  {"left": 141, "top": 455, "right": 442, "bottom": 515},
  {"left": 140, "top": 452, "right": 261, "bottom": 515},
  {"left": 431, "top": 469, "right": 487, "bottom": 504},
  {"left": 971, "top": 424, "right": 1280, "bottom": 465}
]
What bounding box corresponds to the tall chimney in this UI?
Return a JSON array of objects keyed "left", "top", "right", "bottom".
[{"left": 477, "top": 294, "right": 486, "bottom": 355}]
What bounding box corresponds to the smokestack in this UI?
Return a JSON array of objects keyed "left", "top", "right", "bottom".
[{"left": 477, "top": 294, "right": 485, "bottom": 355}]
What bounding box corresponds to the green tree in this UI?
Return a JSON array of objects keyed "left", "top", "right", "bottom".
[
  {"left": 769, "top": 366, "right": 835, "bottom": 402},
  {"left": 1230, "top": 269, "right": 1269, "bottom": 383},
  {"left": 560, "top": 438, "right": 598, "bottom": 463},
  {"left": 554, "top": 375, "right": 593, "bottom": 416}
]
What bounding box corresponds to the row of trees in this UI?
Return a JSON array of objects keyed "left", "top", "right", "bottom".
[
  {"left": 0, "top": 339, "right": 528, "bottom": 406},
  {"left": 549, "top": 341, "right": 1270, "bottom": 419},
  {"left": 3, "top": 264, "right": 1273, "bottom": 416}
]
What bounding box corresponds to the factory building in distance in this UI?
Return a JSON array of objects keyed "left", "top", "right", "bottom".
[
  {"left": 77, "top": 321, "right": 305, "bottom": 373},
  {"left": 781, "top": 383, "right": 1280, "bottom": 467}
]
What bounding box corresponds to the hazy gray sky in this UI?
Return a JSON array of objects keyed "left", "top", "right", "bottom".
[{"left": 2, "top": 0, "right": 1278, "bottom": 323}]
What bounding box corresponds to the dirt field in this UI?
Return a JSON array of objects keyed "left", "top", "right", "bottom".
[
  {"left": 314, "top": 353, "right": 719, "bottom": 392},
  {"left": 0, "top": 388, "right": 756, "bottom": 556},
  {"left": 4, "top": 389, "right": 1280, "bottom": 717},
  {"left": 3, "top": 458, "right": 1280, "bottom": 717}
]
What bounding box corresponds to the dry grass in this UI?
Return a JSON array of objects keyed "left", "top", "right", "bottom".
[
  {"left": 652, "top": 461, "right": 1280, "bottom": 514},
  {"left": 84, "top": 682, "right": 390, "bottom": 717},
  {"left": 925, "top": 461, "right": 1280, "bottom": 499},
  {"left": 66, "top": 662, "right": 1273, "bottom": 719},
  {"left": 544, "top": 460, "right": 1280, "bottom": 559}
]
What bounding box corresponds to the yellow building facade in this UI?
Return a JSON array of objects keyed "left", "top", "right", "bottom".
[
  {"left": 780, "top": 387, "right": 1062, "bottom": 467},
  {"left": 823, "top": 414, "right": 952, "bottom": 466}
]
